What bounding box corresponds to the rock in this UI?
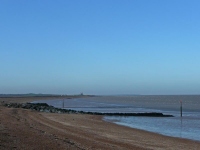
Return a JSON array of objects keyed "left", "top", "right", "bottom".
[{"left": 3, "top": 102, "right": 174, "bottom": 117}]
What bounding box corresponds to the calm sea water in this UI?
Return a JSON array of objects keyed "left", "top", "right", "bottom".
[{"left": 34, "top": 95, "right": 200, "bottom": 141}]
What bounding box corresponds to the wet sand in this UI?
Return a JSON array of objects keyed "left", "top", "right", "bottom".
[{"left": 0, "top": 97, "right": 200, "bottom": 150}]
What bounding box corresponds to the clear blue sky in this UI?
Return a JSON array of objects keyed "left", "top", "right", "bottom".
[{"left": 1, "top": 0, "right": 200, "bottom": 95}]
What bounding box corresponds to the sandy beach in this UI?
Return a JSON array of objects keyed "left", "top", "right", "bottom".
[{"left": 0, "top": 97, "right": 200, "bottom": 150}]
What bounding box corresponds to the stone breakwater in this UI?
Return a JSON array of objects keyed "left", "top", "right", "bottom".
[{"left": 3, "top": 102, "right": 174, "bottom": 117}]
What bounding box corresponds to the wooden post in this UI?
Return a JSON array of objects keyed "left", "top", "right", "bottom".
[
  {"left": 180, "top": 100, "right": 182, "bottom": 117},
  {"left": 63, "top": 99, "right": 64, "bottom": 108}
]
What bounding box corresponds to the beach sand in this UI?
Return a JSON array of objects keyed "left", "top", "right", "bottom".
[{"left": 0, "top": 97, "right": 200, "bottom": 150}]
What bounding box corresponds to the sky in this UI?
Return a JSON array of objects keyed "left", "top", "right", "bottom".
[{"left": 1, "top": 0, "right": 200, "bottom": 95}]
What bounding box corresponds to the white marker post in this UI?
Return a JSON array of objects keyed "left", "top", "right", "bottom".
[{"left": 180, "top": 100, "right": 182, "bottom": 117}]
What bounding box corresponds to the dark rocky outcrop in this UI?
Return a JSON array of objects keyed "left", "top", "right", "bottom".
[
  {"left": 3, "top": 103, "right": 77, "bottom": 114},
  {"left": 3, "top": 102, "right": 174, "bottom": 117}
]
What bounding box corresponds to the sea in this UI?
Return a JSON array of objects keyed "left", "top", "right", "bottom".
[{"left": 33, "top": 95, "right": 200, "bottom": 141}]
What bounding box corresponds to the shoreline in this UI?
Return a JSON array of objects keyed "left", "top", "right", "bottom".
[
  {"left": 1, "top": 96, "right": 200, "bottom": 149},
  {"left": 105, "top": 117, "right": 200, "bottom": 143}
]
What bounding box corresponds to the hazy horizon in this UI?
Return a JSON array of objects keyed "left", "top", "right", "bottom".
[{"left": 1, "top": 1, "right": 200, "bottom": 95}]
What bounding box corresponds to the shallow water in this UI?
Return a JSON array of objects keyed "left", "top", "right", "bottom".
[
  {"left": 33, "top": 95, "right": 200, "bottom": 141},
  {"left": 104, "top": 115, "right": 200, "bottom": 141}
]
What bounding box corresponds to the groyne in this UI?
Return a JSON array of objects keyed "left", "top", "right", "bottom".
[{"left": 2, "top": 102, "right": 174, "bottom": 117}]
